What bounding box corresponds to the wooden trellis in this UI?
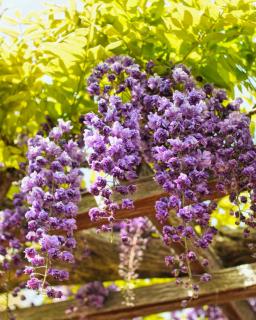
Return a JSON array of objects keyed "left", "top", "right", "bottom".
[
  {"left": 1, "top": 172, "right": 256, "bottom": 320},
  {"left": 3, "top": 262, "right": 256, "bottom": 320}
]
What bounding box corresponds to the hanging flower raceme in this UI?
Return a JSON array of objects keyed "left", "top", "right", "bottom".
[
  {"left": 21, "top": 119, "right": 83, "bottom": 298},
  {"left": 142, "top": 65, "right": 256, "bottom": 277},
  {"left": 137, "top": 62, "right": 256, "bottom": 299},
  {"left": 170, "top": 304, "right": 227, "bottom": 320},
  {"left": 119, "top": 217, "right": 150, "bottom": 306},
  {"left": 84, "top": 55, "right": 256, "bottom": 299},
  {"left": 84, "top": 56, "right": 146, "bottom": 227},
  {"left": 0, "top": 193, "right": 26, "bottom": 270},
  {"left": 85, "top": 57, "right": 256, "bottom": 304},
  {"left": 0, "top": 192, "right": 28, "bottom": 301},
  {"left": 76, "top": 281, "right": 116, "bottom": 308}
]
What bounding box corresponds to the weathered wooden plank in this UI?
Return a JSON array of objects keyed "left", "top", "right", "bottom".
[
  {"left": 0, "top": 230, "right": 171, "bottom": 292},
  {"left": 1, "top": 227, "right": 256, "bottom": 293},
  {"left": 213, "top": 228, "right": 256, "bottom": 267},
  {"left": 4, "top": 262, "right": 256, "bottom": 320},
  {"left": 77, "top": 176, "right": 228, "bottom": 231},
  {"left": 77, "top": 175, "right": 167, "bottom": 230},
  {"left": 221, "top": 301, "right": 256, "bottom": 320}
]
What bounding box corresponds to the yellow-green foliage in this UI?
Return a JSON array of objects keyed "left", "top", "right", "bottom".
[
  {"left": 211, "top": 192, "right": 252, "bottom": 228},
  {"left": 0, "top": 0, "right": 255, "bottom": 169}
]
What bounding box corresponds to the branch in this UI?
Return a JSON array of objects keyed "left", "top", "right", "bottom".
[{"left": 247, "top": 109, "right": 256, "bottom": 117}]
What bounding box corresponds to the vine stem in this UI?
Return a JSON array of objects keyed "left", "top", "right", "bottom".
[
  {"left": 122, "top": 225, "right": 141, "bottom": 306},
  {"left": 5, "top": 270, "right": 10, "bottom": 320},
  {"left": 181, "top": 192, "right": 192, "bottom": 280},
  {"left": 42, "top": 255, "right": 49, "bottom": 290},
  {"left": 127, "top": 228, "right": 140, "bottom": 283},
  {"left": 184, "top": 231, "right": 192, "bottom": 279},
  {"left": 247, "top": 108, "right": 256, "bottom": 117}
]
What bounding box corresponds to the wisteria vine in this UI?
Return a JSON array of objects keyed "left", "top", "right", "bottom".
[
  {"left": 83, "top": 55, "right": 256, "bottom": 298},
  {"left": 0, "top": 191, "right": 27, "bottom": 316},
  {"left": 21, "top": 119, "right": 83, "bottom": 297},
  {"left": 119, "top": 217, "right": 150, "bottom": 305},
  {"left": 1, "top": 54, "right": 256, "bottom": 314}
]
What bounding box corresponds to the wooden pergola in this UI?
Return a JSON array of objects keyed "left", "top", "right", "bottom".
[{"left": 1, "top": 168, "right": 256, "bottom": 319}]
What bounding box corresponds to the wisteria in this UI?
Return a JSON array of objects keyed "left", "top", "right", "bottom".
[
  {"left": 1, "top": 54, "right": 256, "bottom": 316},
  {"left": 119, "top": 217, "right": 150, "bottom": 305},
  {"left": 64, "top": 281, "right": 117, "bottom": 318},
  {"left": 141, "top": 63, "right": 256, "bottom": 294},
  {"left": 0, "top": 191, "right": 27, "bottom": 308},
  {"left": 0, "top": 192, "right": 26, "bottom": 273},
  {"left": 169, "top": 305, "right": 227, "bottom": 320},
  {"left": 21, "top": 119, "right": 83, "bottom": 297},
  {"left": 84, "top": 56, "right": 144, "bottom": 228},
  {"left": 83, "top": 55, "right": 256, "bottom": 298},
  {"left": 76, "top": 281, "right": 116, "bottom": 308}
]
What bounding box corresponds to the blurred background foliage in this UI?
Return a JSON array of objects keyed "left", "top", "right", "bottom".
[{"left": 0, "top": 0, "right": 255, "bottom": 169}]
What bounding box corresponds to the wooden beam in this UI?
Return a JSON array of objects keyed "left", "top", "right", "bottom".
[
  {"left": 76, "top": 176, "right": 229, "bottom": 231},
  {"left": 1, "top": 227, "right": 256, "bottom": 292},
  {"left": 0, "top": 230, "right": 171, "bottom": 292},
  {"left": 213, "top": 228, "right": 256, "bottom": 267},
  {"left": 77, "top": 176, "right": 161, "bottom": 230},
  {"left": 2, "top": 167, "right": 252, "bottom": 317},
  {"left": 4, "top": 262, "right": 256, "bottom": 320}
]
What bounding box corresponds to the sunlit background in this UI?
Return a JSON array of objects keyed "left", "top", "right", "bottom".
[
  {"left": 1, "top": 0, "right": 70, "bottom": 14},
  {"left": 1, "top": 0, "right": 255, "bottom": 114}
]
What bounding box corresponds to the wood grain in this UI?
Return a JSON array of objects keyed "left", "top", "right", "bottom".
[
  {"left": 4, "top": 262, "right": 256, "bottom": 320},
  {"left": 76, "top": 175, "right": 228, "bottom": 231},
  {"left": 1, "top": 228, "right": 256, "bottom": 293}
]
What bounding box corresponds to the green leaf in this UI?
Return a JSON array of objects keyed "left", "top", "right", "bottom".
[
  {"left": 126, "top": 0, "right": 139, "bottom": 8},
  {"left": 203, "top": 32, "right": 226, "bottom": 43},
  {"left": 0, "top": 27, "right": 19, "bottom": 38},
  {"left": 167, "top": 30, "right": 193, "bottom": 41},
  {"left": 171, "top": 17, "right": 182, "bottom": 29},
  {"left": 3, "top": 91, "right": 29, "bottom": 104},
  {"left": 88, "top": 45, "right": 108, "bottom": 61},
  {"left": 183, "top": 10, "right": 193, "bottom": 28},
  {"left": 106, "top": 40, "right": 123, "bottom": 50}
]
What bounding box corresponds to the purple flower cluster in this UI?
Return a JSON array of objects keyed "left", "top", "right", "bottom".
[
  {"left": 249, "top": 297, "right": 256, "bottom": 312},
  {"left": 143, "top": 65, "right": 256, "bottom": 283},
  {"left": 119, "top": 218, "right": 150, "bottom": 305},
  {"left": 0, "top": 192, "right": 27, "bottom": 286},
  {"left": 21, "top": 119, "right": 83, "bottom": 297},
  {"left": 84, "top": 56, "right": 256, "bottom": 294},
  {"left": 84, "top": 56, "right": 145, "bottom": 226},
  {"left": 170, "top": 304, "right": 227, "bottom": 320},
  {"left": 76, "top": 281, "right": 115, "bottom": 308}
]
